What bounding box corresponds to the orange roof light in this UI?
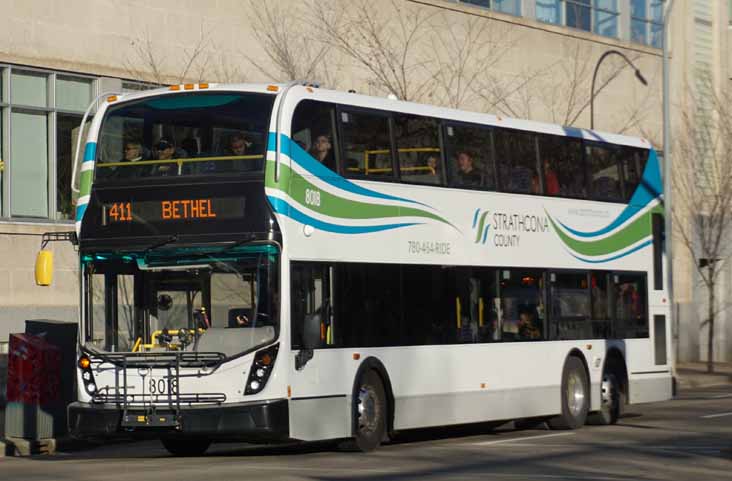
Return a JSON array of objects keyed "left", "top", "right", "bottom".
[
  {"left": 107, "top": 95, "right": 118, "bottom": 103},
  {"left": 169, "top": 85, "right": 181, "bottom": 91},
  {"left": 199, "top": 83, "right": 209, "bottom": 89},
  {"left": 184, "top": 84, "right": 195, "bottom": 90},
  {"left": 267, "top": 85, "right": 279, "bottom": 92}
]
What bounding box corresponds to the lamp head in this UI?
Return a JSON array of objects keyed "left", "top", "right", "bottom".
[{"left": 635, "top": 69, "right": 648, "bottom": 86}]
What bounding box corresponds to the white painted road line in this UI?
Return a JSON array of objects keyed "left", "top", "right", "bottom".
[
  {"left": 700, "top": 412, "right": 732, "bottom": 419},
  {"left": 473, "top": 432, "right": 575, "bottom": 446},
  {"left": 710, "top": 393, "right": 732, "bottom": 399}
]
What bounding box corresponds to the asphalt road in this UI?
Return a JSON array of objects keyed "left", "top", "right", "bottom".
[{"left": 2, "top": 385, "right": 731, "bottom": 481}]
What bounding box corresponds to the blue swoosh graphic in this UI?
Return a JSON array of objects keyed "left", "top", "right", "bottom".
[
  {"left": 568, "top": 239, "right": 653, "bottom": 264},
  {"left": 75, "top": 203, "right": 87, "bottom": 222},
  {"left": 557, "top": 150, "right": 663, "bottom": 238},
  {"left": 82, "top": 142, "right": 97, "bottom": 164},
  {"left": 267, "top": 196, "right": 421, "bottom": 234},
  {"left": 472, "top": 208, "right": 481, "bottom": 228},
  {"left": 268, "top": 133, "right": 430, "bottom": 208}
]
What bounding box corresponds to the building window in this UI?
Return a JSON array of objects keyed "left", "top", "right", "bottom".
[
  {"left": 0, "top": 65, "right": 96, "bottom": 220},
  {"left": 537, "top": 0, "right": 562, "bottom": 24},
  {"left": 631, "top": 0, "right": 663, "bottom": 48},
  {"left": 537, "top": 1, "right": 618, "bottom": 38},
  {"left": 10, "top": 111, "right": 48, "bottom": 217},
  {"left": 594, "top": 0, "right": 618, "bottom": 38},
  {"left": 458, "top": 0, "right": 522, "bottom": 16}
]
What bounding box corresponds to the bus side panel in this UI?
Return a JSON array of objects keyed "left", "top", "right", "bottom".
[
  {"left": 288, "top": 342, "right": 602, "bottom": 434},
  {"left": 288, "top": 396, "right": 351, "bottom": 441}
]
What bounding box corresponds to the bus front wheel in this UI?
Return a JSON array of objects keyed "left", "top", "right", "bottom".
[
  {"left": 161, "top": 437, "right": 211, "bottom": 456},
  {"left": 548, "top": 356, "right": 589, "bottom": 430},
  {"left": 351, "top": 370, "right": 387, "bottom": 452}
]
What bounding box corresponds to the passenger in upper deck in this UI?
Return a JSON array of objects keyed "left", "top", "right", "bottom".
[
  {"left": 308, "top": 133, "right": 335, "bottom": 170},
  {"left": 225, "top": 133, "right": 260, "bottom": 171},
  {"left": 454, "top": 151, "right": 482, "bottom": 187},
  {"left": 152, "top": 138, "right": 182, "bottom": 176},
  {"left": 111, "top": 139, "right": 150, "bottom": 178}
]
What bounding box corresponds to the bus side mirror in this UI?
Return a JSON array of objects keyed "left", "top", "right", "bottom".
[{"left": 35, "top": 250, "right": 54, "bottom": 286}]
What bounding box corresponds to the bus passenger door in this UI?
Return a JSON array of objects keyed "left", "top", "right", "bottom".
[{"left": 289, "top": 262, "right": 348, "bottom": 440}]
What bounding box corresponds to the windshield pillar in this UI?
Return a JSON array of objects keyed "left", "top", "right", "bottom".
[{"left": 104, "top": 274, "right": 119, "bottom": 351}]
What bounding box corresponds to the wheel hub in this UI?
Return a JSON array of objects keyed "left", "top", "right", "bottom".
[
  {"left": 567, "top": 371, "right": 586, "bottom": 417},
  {"left": 358, "top": 386, "right": 378, "bottom": 433}
]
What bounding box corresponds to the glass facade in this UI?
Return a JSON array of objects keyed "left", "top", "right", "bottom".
[
  {"left": 631, "top": 0, "right": 663, "bottom": 48},
  {"left": 456, "top": 0, "right": 661, "bottom": 47},
  {"left": 0, "top": 65, "right": 97, "bottom": 220}
]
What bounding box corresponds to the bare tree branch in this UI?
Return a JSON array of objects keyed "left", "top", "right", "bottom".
[{"left": 672, "top": 73, "right": 732, "bottom": 372}]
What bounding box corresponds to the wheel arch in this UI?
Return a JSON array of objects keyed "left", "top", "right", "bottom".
[
  {"left": 602, "top": 348, "right": 629, "bottom": 401},
  {"left": 350, "top": 357, "right": 396, "bottom": 437}
]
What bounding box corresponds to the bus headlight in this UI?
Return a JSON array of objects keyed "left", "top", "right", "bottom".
[
  {"left": 78, "top": 355, "right": 98, "bottom": 396},
  {"left": 245, "top": 344, "right": 279, "bottom": 395}
]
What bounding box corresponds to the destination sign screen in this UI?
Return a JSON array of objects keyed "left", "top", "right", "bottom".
[{"left": 101, "top": 197, "right": 245, "bottom": 226}]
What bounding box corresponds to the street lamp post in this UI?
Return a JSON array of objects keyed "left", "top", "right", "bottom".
[
  {"left": 589, "top": 50, "right": 648, "bottom": 130},
  {"left": 662, "top": 0, "right": 677, "bottom": 373}
]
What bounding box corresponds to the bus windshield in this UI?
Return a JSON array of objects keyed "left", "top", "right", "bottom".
[
  {"left": 94, "top": 91, "right": 275, "bottom": 180},
  {"left": 82, "top": 245, "right": 279, "bottom": 358}
]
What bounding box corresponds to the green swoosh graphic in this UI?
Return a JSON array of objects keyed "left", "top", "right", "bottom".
[
  {"left": 474, "top": 211, "right": 490, "bottom": 243},
  {"left": 546, "top": 206, "right": 661, "bottom": 256},
  {"left": 271, "top": 161, "right": 452, "bottom": 226}
]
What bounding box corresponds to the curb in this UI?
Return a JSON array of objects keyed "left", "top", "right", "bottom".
[{"left": 1, "top": 437, "right": 58, "bottom": 456}]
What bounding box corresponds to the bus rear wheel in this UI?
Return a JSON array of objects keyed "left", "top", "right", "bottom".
[
  {"left": 351, "top": 370, "right": 387, "bottom": 452},
  {"left": 587, "top": 372, "right": 623, "bottom": 425},
  {"left": 161, "top": 437, "right": 211, "bottom": 456},
  {"left": 548, "top": 356, "right": 589, "bottom": 430}
]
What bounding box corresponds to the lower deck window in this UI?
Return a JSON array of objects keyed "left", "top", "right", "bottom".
[{"left": 290, "top": 262, "right": 649, "bottom": 349}]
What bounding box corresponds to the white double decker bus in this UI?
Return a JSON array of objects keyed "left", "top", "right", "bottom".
[{"left": 61, "top": 81, "right": 672, "bottom": 456}]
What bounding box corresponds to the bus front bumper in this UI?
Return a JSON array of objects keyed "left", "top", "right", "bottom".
[{"left": 68, "top": 399, "right": 290, "bottom": 441}]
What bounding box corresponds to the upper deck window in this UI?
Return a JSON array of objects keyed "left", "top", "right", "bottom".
[{"left": 95, "top": 92, "right": 275, "bottom": 181}]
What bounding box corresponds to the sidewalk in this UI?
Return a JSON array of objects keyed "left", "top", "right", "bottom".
[{"left": 675, "top": 362, "right": 732, "bottom": 389}]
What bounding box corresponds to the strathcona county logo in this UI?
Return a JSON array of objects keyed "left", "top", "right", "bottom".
[{"left": 472, "top": 208, "right": 491, "bottom": 245}]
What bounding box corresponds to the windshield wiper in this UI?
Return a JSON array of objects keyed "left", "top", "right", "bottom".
[{"left": 145, "top": 234, "right": 179, "bottom": 253}]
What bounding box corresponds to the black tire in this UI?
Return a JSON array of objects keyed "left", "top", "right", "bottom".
[
  {"left": 587, "top": 372, "right": 624, "bottom": 425},
  {"left": 160, "top": 437, "right": 211, "bottom": 456},
  {"left": 351, "top": 370, "right": 387, "bottom": 452},
  {"left": 548, "top": 356, "right": 589, "bottom": 430}
]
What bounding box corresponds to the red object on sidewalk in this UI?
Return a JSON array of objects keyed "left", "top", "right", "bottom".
[{"left": 6, "top": 333, "right": 61, "bottom": 406}]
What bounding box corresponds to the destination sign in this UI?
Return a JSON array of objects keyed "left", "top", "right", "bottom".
[{"left": 101, "top": 197, "right": 245, "bottom": 226}]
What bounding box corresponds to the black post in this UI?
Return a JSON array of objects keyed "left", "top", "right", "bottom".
[{"left": 104, "top": 274, "right": 118, "bottom": 351}]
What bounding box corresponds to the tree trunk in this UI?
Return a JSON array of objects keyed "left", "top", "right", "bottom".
[{"left": 707, "top": 271, "right": 715, "bottom": 374}]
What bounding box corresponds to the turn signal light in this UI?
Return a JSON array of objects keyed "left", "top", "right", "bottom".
[
  {"left": 78, "top": 356, "right": 91, "bottom": 369},
  {"left": 245, "top": 344, "right": 279, "bottom": 395}
]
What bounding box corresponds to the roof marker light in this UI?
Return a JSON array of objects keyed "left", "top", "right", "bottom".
[
  {"left": 107, "top": 95, "right": 118, "bottom": 103},
  {"left": 267, "top": 85, "right": 279, "bottom": 92},
  {"left": 169, "top": 85, "right": 181, "bottom": 91},
  {"left": 184, "top": 84, "right": 195, "bottom": 90},
  {"left": 199, "top": 83, "right": 209, "bottom": 89}
]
